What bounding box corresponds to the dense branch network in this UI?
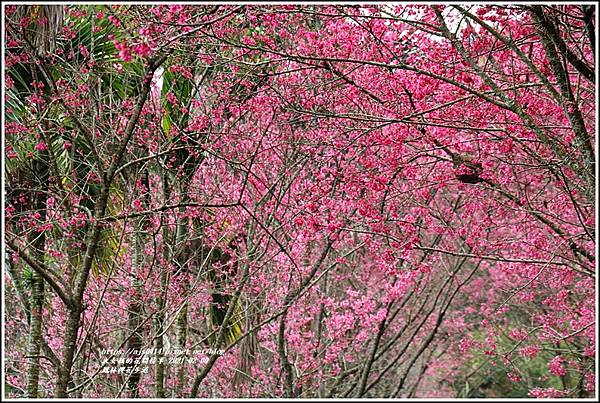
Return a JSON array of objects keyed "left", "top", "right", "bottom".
[{"left": 3, "top": 4, "right": 595, "bottom": 399}]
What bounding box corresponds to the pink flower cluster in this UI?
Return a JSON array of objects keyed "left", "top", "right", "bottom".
[
  {"left": 548, "top": 355, "right": 567, "bottom": 377},
  {"left": 114, "top": 40, "right": 132, "bottom": 62}
]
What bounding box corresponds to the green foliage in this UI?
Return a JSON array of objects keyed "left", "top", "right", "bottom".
[
  {"left": 21, "top": 266, "right": 35, "bottom": 290},
  {"left": 204, "top": 243, "right": 244, "bottom": 347},
  {"left": 6, "top": 7, "right": 132, "bottom": 280},
  {"left": 208, "top": 291, "right": 244, "bottom": 347},
  {"left": 451, "top": 329, "right": 567, "bottom": 397}
]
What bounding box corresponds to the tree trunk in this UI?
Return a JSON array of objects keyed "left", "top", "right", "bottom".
[
  {"left": 25, "top": 156, "right": 49, "bottom": 397},
  {"left": 174, "top": 189, "right": 190, "bottom": 397},
  {"left": 55, "top": 309, "right": 81, "bottom": 397},
  {"left": 154, "top": 275, "right": 167, "bottom": 398},
  {"left": 26, "top": 271, "right": 45, "bottom": 397},
  {"left": 155, "top": 173, "right": 171, "bottom": 398},
  {"left": 125, "top": 278, "right": 143, "bottom": 398},
  {"left": 175, "top": 302, "right": 188, "bottom": 397}
]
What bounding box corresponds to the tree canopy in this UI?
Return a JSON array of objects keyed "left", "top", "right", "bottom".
[{"left": 3, "top": 4, "right": 596, "bottom": 399}]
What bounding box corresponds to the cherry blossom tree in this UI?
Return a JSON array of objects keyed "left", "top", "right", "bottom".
[{"left": 3, "top": 4, "right": 595, "bottom": 399}]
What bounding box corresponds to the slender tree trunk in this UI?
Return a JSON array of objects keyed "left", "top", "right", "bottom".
[
  {"left": 154, "top": 272, "right": 168, "bottom": 398},
  {"left": 126, "top": 165, "right": 151, "bottom": 398},
  {"left": 25, "top": 157, "right": 49, "bottom": 397},
  {"left": 55, "top": 309, "right": 81, "bottom": 397},
  {"left": 155, "top": 173, "right": 171, "bottom": 398},
  {"left": 26, "top": 271, "right": 45, "bottom": 397},
  {"left": 72, "top": 345, "right": 85, "bottom": 398},
  {"left": 175, "top": 302, "right": 188, "bottom": 397},
  {"left": 315, "top": 274, "right": 327, "bottom": 398},
  {"left": 125, "top": 276, "right": 144, "bottom": 397},
  {"left": 174, "top": 188, "right": 190, "bottom": 397},
  {"left": 278, "top": 311, "right": 295, "bottom": 397},
  {"left": 154, "top": 243, "right": 169, "bottom": 398},
  {"left": 355, "top": 302, "right": 392, "bottom": 397}
]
